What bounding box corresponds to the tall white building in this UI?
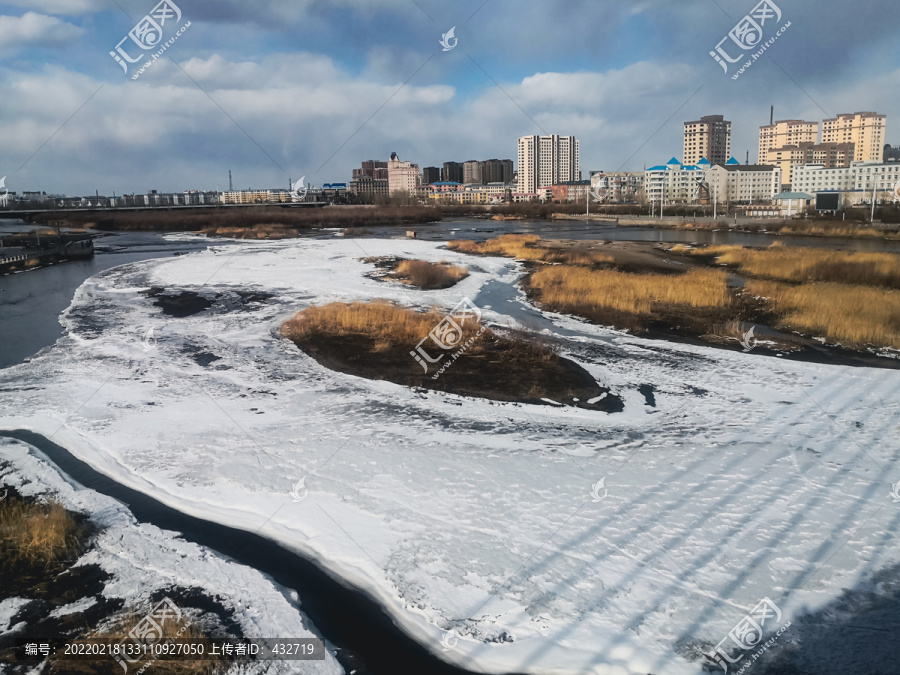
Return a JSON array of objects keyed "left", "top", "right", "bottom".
[
  {"left": 517, "top": 135, "right": 580, "bottom": 194},
  {"left": 387, "top": 152, "right": 420, "bottom": 195}
]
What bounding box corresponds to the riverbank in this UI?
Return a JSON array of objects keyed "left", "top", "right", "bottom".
[{"left": 553, "top": 213, "right": 900, "bottom": 240}]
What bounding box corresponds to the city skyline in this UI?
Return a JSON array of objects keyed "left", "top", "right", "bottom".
[{"left": 1, "top": 0, "right": 899, "bottom": 195}]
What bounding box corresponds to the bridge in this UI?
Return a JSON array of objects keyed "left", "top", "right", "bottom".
[{"left": 0, "top": 202, "right": 329, "bottom": 223}]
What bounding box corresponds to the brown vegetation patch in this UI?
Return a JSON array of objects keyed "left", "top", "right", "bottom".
[
  {"left": 38, "top": 206, "right": 440, "bottom": 234},
  {"left": 693, "top": 245, "right": 900, "bottom": 289},
  {"left": 526, "top": 266, "right": 733, "bottom": 334},
  {"left": 448, "top": 234, "right": 614, "bottom": 266},
  {"left": 50, "top": 607, "right": 228, "bottom": 675},
  {"left": 746, "top": 280, "right": 900, "bottom": 350},
  {"left": 281, "top": 301, "right": 619, "bottom": 409},
  {"left": 0, "top": 495, "right": 83, "bottom": 579}
]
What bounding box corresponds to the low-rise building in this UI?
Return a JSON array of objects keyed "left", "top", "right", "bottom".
[
  {"left": 349, "top": 176, "right": 389, "bottom": 199},
  {"left": 550, "top": 180, "right": 591, "bottom": 203},
  {"left": 589, "top": 172, "right": 644, "bottom": 202}
]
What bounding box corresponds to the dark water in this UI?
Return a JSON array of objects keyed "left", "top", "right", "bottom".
[
  {"left": 0, "top": 430, "right": 506, "bottom": 675},
  {"left": 0, "top": 231, "right": 214, "bottom": 368}
]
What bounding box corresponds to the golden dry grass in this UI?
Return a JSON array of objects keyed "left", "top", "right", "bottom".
[
  {"left": 774, "top": 223, "right": 884, "bottom": 238},
  {"left": 55, "top": 608, "right": 226, "bottom": 675},
  {"left": 696, "top": 245, "right": 900, "bottom": 288},
  {"left": 746, "top": 280, "right": 900, "bottom": 349},
  {"left": 0, "top": 497, "right": 82, "bottom": 570},
  {"left": 529, "top": 266, "right": 731, "bottom": 316},
  {"left": 281, "top": 300, "right": 491, "bottom": 351},
  {"left": 448, "top": 234, "right": 614, "bottom": 265},
  {"left": 393, "top": 259, "right": 468, "bottom": 289},
  {"left": 668, "top": 244, "right": 692, "bottom": 254}
]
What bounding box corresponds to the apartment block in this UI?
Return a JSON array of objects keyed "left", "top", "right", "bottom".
[
  {"left": 462, "top": 160, "right": 482, "bottom": 185},
  {"left": 387, "top": 152, "right": 420, "bottom": 195},
  {"left": 589, "top": 172, "right": 644, "bottom": 203},
  {"left": 683, "top": 115, "right": 731, "bottom": 166},
  {"left": 705, "top": 164, "right": 782, "bottom": 204},
  {"left": 348, "top": 175, "right": 389, "bottom": 198},
  {"left": 352, "top": 160, "right": 388, "bottom": 180},
  {"left": 821, "top": 112, "right": 886, "bottom": 162},
  {"left": 441, "top": 161, "right": 464, "bottom": 183},
  {"left": 480, "top": 159, "right": 514, "bottom": 184},
  {"left": 763, "top": 142, "right": 854, "bottom": 190},
  {"left": 517, "top": 135, "right": 580, "bottom": 194},
  {"left": 791, "top": 161, "right": 900, "bottom": 204},
  {"left": 422, "top": 167, "right": 442, "bottom": 185},
  {"left": 758, "top": 120, "right": 818, "bottom": 162}
]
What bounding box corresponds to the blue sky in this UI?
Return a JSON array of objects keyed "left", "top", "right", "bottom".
[{"left": 0, "top": 0, "right": 898, "bottom": 195}]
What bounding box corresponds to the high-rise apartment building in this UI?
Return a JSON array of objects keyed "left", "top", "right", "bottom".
[
  {"left": 441, "top": 161, "right": 464, "bottom": 183},
  {"left": 462, "top": 160, "right": 482, "bottom": 185},
  {"left": 758, "top": 120, "right": 819, "bottom": 162},
  {"left": 517, "top": 135, "right": 580, "bottom": 194},
  {"left": 422, "top": 167, "right": 442, "bottom": 185},
  {"left": 822, "top": 112, "right": 886, "bottom": 162},
  {"left": 352, "top": 160, "right": 388, "bottom": 180},
  {"left": 683, "top": 115, "right": 731, "bottom": 166},
  {"left": 387, "top": 152, "right": 420, "bottom": 195},
  {"left": 480, "top": 159, "right": 514, "bottom": 184}
]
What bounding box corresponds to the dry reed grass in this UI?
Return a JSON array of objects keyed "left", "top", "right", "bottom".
[
  {"left": 55, "top": 609, "right": 226, "bottom": 674},
  {"left": 696, "top": 245, "right": 900, "bottom": 288},
  {"left": 529, "top": 266, "right": 731, "bottom": 316},
  {"left": 448, "top": 234, "right": 614, "bottom": 265},
  {"left": 746, "top": 280, "right": 900, "bottom": 349},
  {"left": 393, "top": 259, "right": 468, "bottom": 289},
  {"left": 281, "top": 300, "right": 491, "bottom": 351},
  {"left": 0, "top": 497, "right": 82, "bottom": 570}
]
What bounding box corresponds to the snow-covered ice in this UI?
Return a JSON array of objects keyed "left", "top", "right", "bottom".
[{"left": 1, "top": 236, "right": 898, "bottom": 674}]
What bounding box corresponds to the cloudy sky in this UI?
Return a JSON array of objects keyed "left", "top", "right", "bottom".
[{"left": 1, "top": 0, "right": 898, "bottom": 196}]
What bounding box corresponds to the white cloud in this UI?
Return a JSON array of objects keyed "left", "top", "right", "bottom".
[
  {"left": 2, "top": 0, "right": 108, "bottom": 16},
  {"left": 0, "top": 12, "right": 83, "bottom": 50}
]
